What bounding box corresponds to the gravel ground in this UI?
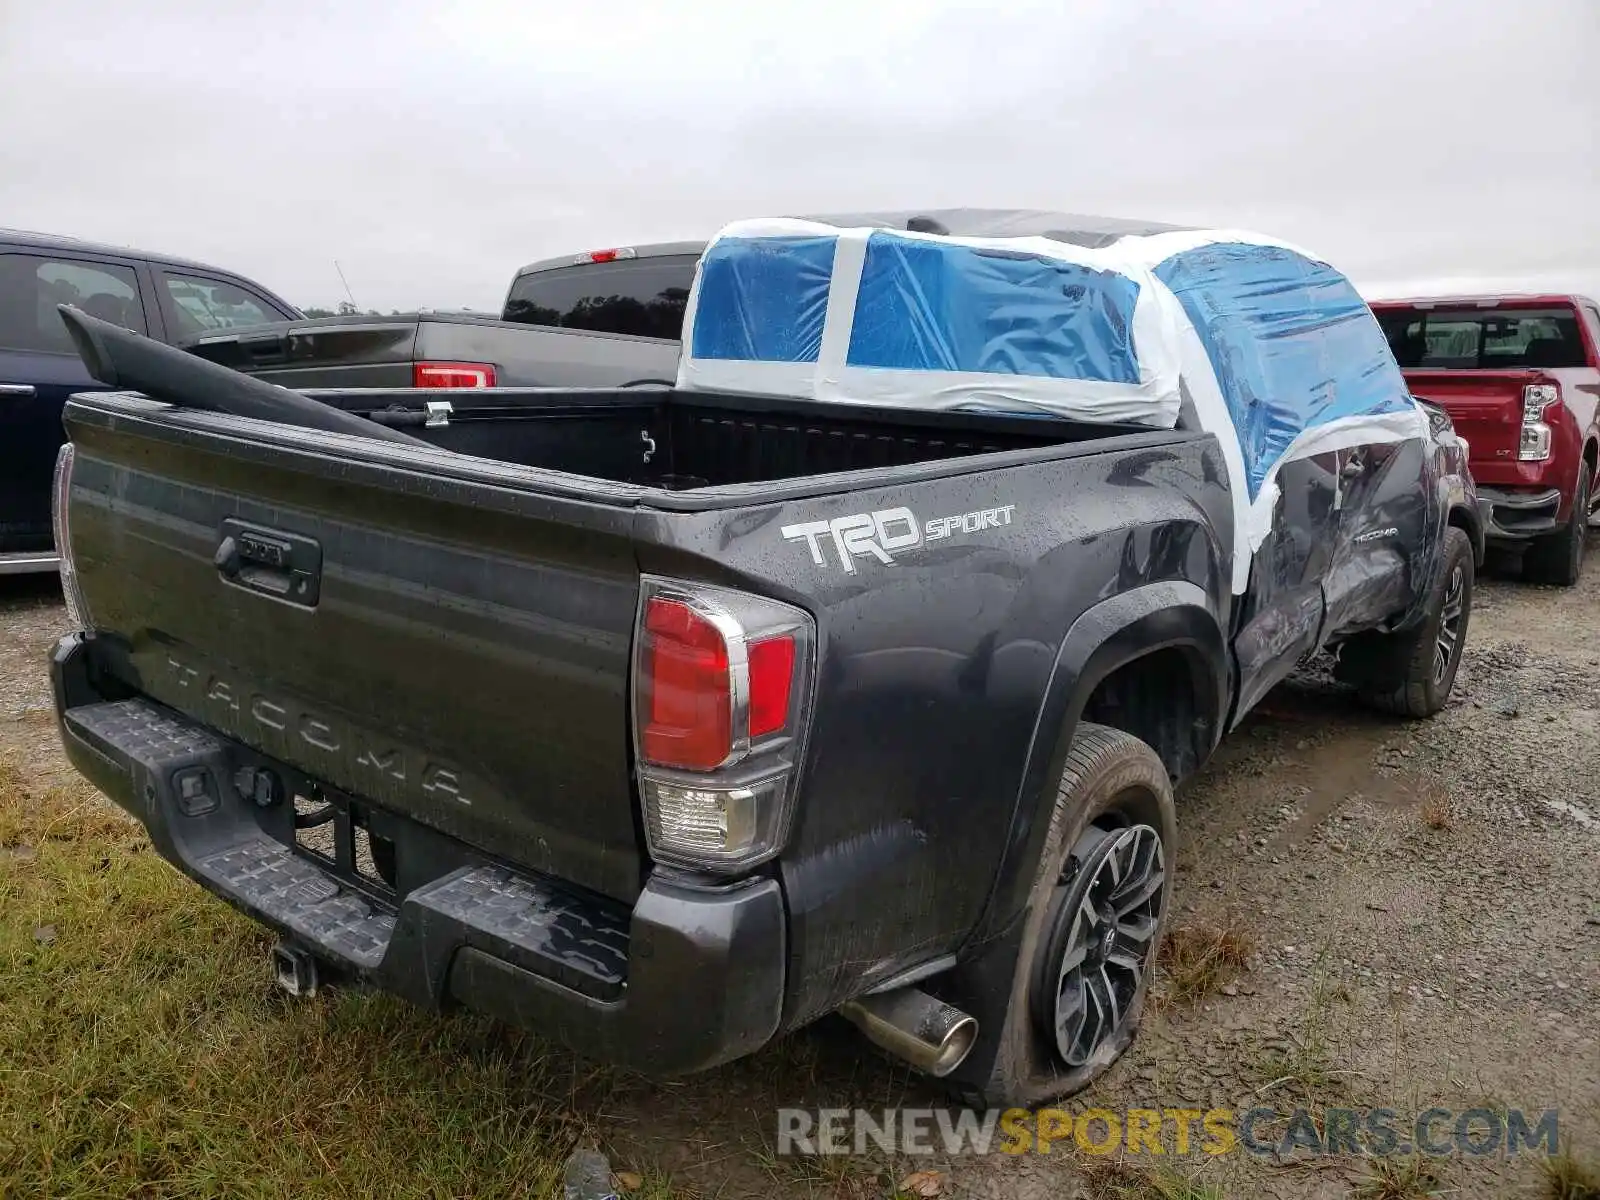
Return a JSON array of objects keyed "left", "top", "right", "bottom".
[
  {"left": 2, "top": 546, "right": 1596, "bottom": 1199},
  {"left": 0, "top": 576, "right": 76, "bottom": 785}
]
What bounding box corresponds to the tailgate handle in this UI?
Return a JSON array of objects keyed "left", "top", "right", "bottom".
[{"left": 215, "top": 520, "right": 323, "bottom": 607}]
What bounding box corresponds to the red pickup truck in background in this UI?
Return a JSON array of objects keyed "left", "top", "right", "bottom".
[{"left": 1372, "top": 295, "right": 1600, "bottom": 585}]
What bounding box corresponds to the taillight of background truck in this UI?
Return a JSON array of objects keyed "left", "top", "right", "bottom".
[
  {"left": 412, "top": 361, "right": 497, "bottom": 389},
  {"left": 1519, "top": 383, "right": 1560, "bottom": 461},
  {"left": 632, "top": 577, "right": 815, "bottom": 872},
  {"left": 51, "top": 443, "right": 93, "bottom": 629}
]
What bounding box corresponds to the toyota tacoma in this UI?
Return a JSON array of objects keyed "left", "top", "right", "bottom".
[{"left": 49, "top": 210, "right": 1480, "bottom": 1106}]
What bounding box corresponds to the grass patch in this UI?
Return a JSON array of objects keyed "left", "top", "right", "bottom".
[
  {"left": 748, "top": 1145, "right": 895, "bottom": 1199},
  {"left": 1246, "top": 959, "right": 1360, "bottom": 1110},
  {"left": 1156, "top": 925, "right": 1254, "bottom": 1005},
  {"left": 0, "top": 750, "right": 676, "bottom": 1198},
  {"left": 1249, "top": 1028, "right": 1344, "bottom": 1106},
  {"left": 1418, "top": 782, "right": 1454, "bottom": 832},
  {"left": 1352, "top": 1156, "right": 1444, "bottom": 1199},
  {"left": 1544, "top": 1149, "right": 1600, "bottom": 1200},
  {"left": 1079, "top": 1158, "right": 1224, "bottom": 1200}
]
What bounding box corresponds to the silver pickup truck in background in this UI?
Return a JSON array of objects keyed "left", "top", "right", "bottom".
[{"left": 183, "top": 241, "right": 704, "bottom": 391}]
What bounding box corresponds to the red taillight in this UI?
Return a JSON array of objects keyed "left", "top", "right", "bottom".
[
  {"left": 590, "top": 249, "right": 619, "bottom": 263},
  {"left": 747, "top": 635, "right": 796, "bottom": 738},
  {"left": 413, "top": 361, "right": 496, "bottom": 389},
  {"left": 632, "top": 578, "right": 815, "bottom": 871},
  {"left": 640, "top": 597, "right": 732, "bottom": 771}
]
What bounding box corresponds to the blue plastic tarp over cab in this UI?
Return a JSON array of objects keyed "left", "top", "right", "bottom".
[
  {"left": 844, "top": 233, "right": 1142, "bottom": 384},
  {"left": 1152, "top": 243, "right": 1413, "bottom": 498},
  {"left": 689, "top": 235, "right": 838, "bottom": 363},
  {"left": 679, "top": 217, "right": 1182, "bottom": 427}
]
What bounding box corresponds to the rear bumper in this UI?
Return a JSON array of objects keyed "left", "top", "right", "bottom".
[
  {"left": 1477, "top": 486, "right": 1565, "bottom": 543},
  {"left": 49, "top": 632, "right": 786, "bottom": 1076},
  {"left": 0, "top": 550, "right": 60, "bottom": 576}
]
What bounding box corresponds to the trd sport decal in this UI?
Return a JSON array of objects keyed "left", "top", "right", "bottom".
[{"left": 781, "top": 505, "right": 1017, "bottom": 573}]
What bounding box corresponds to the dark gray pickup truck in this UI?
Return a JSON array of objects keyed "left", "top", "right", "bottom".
[{"left": 48, "top": 212, "right": 1482, "bottom": 1107}]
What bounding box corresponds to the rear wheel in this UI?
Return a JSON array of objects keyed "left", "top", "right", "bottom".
[
  {"left": 1342, "top": 525, "right": 1473, "bottom": 718},
  {"left": 950, "top": 723, "right": 1175, "bottom": 1108},
  {"left": 1030, "top": 822, "right": 1166, "bottom": 1070},
  {"left": 1523, "top": 464, "right": 1591, "bottom": 586}
]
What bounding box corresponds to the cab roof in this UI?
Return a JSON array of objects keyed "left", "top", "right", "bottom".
[
  {"left": 1369, "top": 293, "right": 1597, "bottom": 310},
  {"left": 0, "top": 227, "right": 253, "bottom": 277},
  {"left": 512, "top": 208, "right": 1194, "bottom": 279}
]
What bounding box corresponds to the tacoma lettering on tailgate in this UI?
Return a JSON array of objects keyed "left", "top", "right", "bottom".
[{"left": 163, "top": 654, "right": 477, "bottom": 807}]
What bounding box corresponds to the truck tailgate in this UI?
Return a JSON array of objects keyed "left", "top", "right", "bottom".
[
  {"left": 1399, "top": 369, "right": 1529, "bottom": 469},
  {"left": 188, "top": 319, "right": 420, "bottom": 388},
  {"left": 63, "top": 407, "right": 647, "bottom": 903}
]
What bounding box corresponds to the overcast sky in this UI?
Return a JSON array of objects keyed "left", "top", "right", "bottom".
[{"left": 2, "top": 0, "right": 1595, "bottom": 312}]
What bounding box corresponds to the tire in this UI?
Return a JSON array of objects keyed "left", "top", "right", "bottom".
[
  {"left": 946, "top": 723, "right": 1176, "bottom": 1109},
  {"left": 1343, "top": 525, "right": 1473, "bottom": 718},
  {"left": 1523, "top": 464, "right": 1591, "bottom": 587}
]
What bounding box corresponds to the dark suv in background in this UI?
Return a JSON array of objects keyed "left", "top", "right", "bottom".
[{"left": 0, "top": 230, "right": 300, "bottom": 574}]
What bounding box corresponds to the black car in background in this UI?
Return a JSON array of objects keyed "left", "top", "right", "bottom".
[{"left": 0, "top": 230, "right": 300, "bottom": 574}]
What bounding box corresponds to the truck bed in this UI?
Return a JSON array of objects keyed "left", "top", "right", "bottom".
[
  {"left": 54, "top": 354, "right": 1232, "bottom": 1065},
  {"left": 295, "top": 385, "right": 1160, "bottom": 490},
  {"left": 57, "top": 379, "right": 1211, "bottom": 903}
]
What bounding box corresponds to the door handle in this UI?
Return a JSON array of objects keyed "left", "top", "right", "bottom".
[{"left": 0, "top": 383, "right": 36, "bottom": 397}]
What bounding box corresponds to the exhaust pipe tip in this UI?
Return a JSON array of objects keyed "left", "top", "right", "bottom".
[
  {"left": 838, "top": 987, "right": 978, "bottom": 1078},
  {"left": 921, "top": 1010, "right": 978, "bottom": 1077},
  {"left": 272, "top": 941, "right": 320, "bottom": 998}
]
